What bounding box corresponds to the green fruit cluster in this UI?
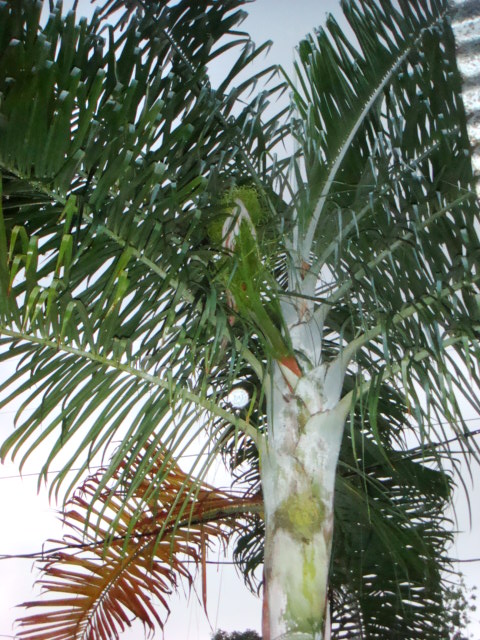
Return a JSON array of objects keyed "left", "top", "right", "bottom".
[{"left": 207, "top": 185, "right": 266, "bottom": 246}]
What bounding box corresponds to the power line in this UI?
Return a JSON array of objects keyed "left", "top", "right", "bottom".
[
  {"left": 0, "top": 496, "right": 262, "bottom": 563},
  {"left": 0, "top": 550, "right": 237, "bottom": 565},
  {"left": 2, "top": 547, "right": 479, "bottom": 566},
  {"left": 0, "top": 451, "right": 216, "bottom": 481},
  {"left": 1, "top": 423, "right": 479, "bottom": 482}
]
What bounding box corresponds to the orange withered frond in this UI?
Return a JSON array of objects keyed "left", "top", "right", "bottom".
[{"left": 15, "top": 441, "right": 263, "bottom": 640}]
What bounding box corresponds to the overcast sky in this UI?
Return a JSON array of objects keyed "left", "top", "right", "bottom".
[{"left": 1, "top": 1, "right": 479, "bottom": 639}]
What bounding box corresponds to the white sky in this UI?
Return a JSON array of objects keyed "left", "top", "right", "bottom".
[{"left": 1, "top": 1, "right": 479, "bottom": 639}]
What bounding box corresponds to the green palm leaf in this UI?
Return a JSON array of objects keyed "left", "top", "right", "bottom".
[
  {"left": 0, "top": 0, "right": 479, "bottom": 637},
  {"left": 286, "top": 0, "right": 480, "bottom": 460},
  {"left": 0, "top": 0, "right": 279, "bottom": 511},
  {"left": 221, "top": 384, "right": 456, "bottom": 639}
]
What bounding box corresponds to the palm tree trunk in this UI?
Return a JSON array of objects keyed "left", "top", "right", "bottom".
[{"left": 260, "top": 358, "right": 349, "bottom": 640}]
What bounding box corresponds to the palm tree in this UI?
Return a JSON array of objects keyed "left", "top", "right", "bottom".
[{"left": 0, "top": 0, "right": 479, "bottom": 638}]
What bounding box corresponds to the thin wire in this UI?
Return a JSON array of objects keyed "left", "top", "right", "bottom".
[
  {"left": 2, "top": 548, "right": 480, "bottom": 566},
  {"left": 1, "top": 423, "right": 479, "bottom": 482},
  {"left": 0, "top": 525, "right": 248, "bottom": 563},
  {"left": 0, "top": 451, "right": 212, "bottom": 480},
  {"left": 0, "top": 551, "right": 237, "bottom": 564}
]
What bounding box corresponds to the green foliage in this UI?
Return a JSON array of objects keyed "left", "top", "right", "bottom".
[
  {"left": 208, "top": 184, "right": 290, "bottom": 360},
  {"left": 212, "top": 630, "right": 261, "bottom": 640},
  {"left": 0, "top": 0, "right": 282, "bottom": 501},
  {"left": 441, "top": 576, "right": 478, "bottom": 640},
  {"left": 208, "top": 186, "right": 267, "bottom": 245},
  {"left": 225, "top": 217, "right": 288, "bottom": 358},
  {"left": 0, "top": 0, "right": 479, "bottom": 638},
  {"left": 223, "top": 186, "right": 267, "bottom": 226}
]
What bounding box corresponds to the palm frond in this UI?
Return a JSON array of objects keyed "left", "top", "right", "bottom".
[
  {"left": 331, "top": 430, "right": 453, "bottom": 639},
  {"left": 1, "top": 0, "right": 479, "bottom": 637},
  {"left": 285, "top": 0, "right": 480, "bottom": 468},
  {"left": 291, "top": 0, "right": 475, "bottom": 255},
  {"left": 221, "top": 398, "right": 455, "bottom": 638},
  {"left": 0, "top": 0, "right": 282, "bottom": 509},
  {"left": 15, "top": 439, "right": 262, "bottom": 640}
]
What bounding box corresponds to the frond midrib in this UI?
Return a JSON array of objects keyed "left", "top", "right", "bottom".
[
  {"left": 302, "top": 4, "right": 450, "bottom": 258},
  {"left": 0, "top": 325, "right": 259, "bottom": 444}
]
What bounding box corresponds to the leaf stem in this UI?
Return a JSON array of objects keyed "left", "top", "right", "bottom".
[{"left": 0, "top": 326, "right": 262, "bottom": 446}]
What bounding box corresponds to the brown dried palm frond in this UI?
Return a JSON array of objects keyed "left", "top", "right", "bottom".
[{"left": 15, "top": 442, "right": 262, "bottom": 640}]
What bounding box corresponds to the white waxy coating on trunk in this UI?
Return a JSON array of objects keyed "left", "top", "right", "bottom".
[
  {"left": 261, "top": 357, "right": 350, "bottom": 640},
  {"left": 267, "top": 529, "right": 330, "bottom": 640}
]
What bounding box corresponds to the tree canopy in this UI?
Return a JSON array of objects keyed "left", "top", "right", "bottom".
[{"left": 0, "top": 0, "right": 479, "bottom": 638}]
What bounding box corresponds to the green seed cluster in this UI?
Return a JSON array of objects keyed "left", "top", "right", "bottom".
[{"left": 207, "top": 185, "right": 266, "bottom": 246}]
